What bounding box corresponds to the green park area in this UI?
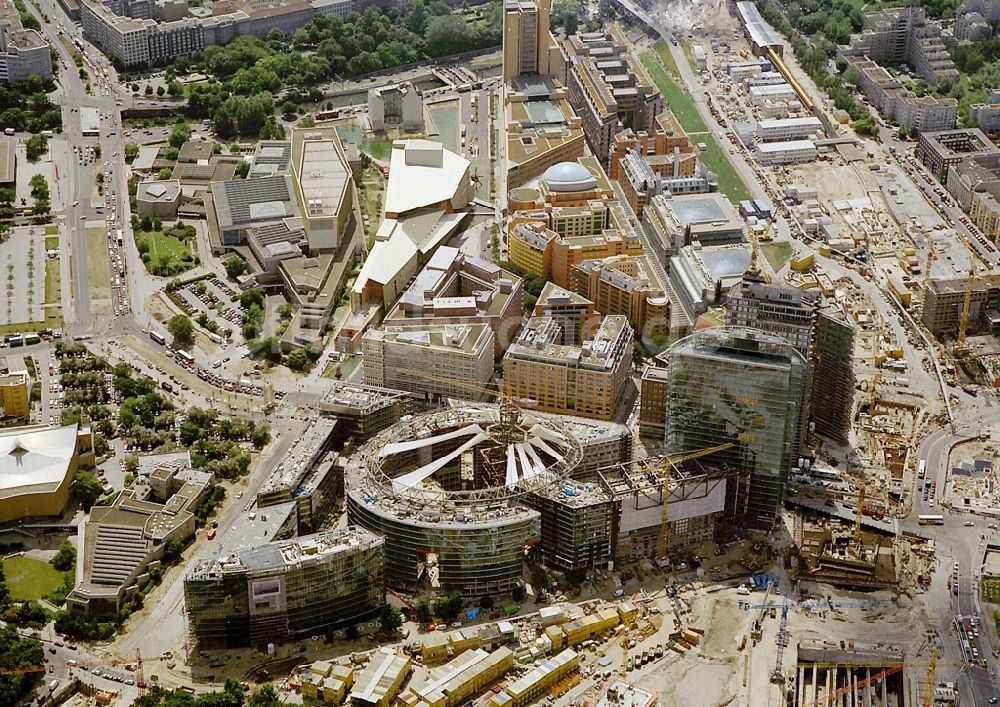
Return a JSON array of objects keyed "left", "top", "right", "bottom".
[
  {"left": 2, "top": 555, "right": 63, "bottom": 602},
  {"left": 639, "top": 43, "right": 751, "bottom": 204},
  {"left": 982, "top": 575, "right": 1000, "bottom": 604},
  {"left": 134, "top": 222, "right": 197, "bottom": 277},
  {"left": 86, "top": 227, "right": 110, "bottom": 292}
]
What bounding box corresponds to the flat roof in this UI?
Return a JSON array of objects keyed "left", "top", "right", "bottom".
[
  {"left": 80, "top": 107, "right": 100, "bottom": 134},
  {"left": 292, "top": 128, "right": 351, "bottom": 220},
  {"left": 757, "top": 139, "right": 816, "bottom": 152},
  {"left": 0, "top": 138, "right": 14, "bottom": 183}
]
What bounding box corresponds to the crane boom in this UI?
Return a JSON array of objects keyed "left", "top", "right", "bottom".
[
  {"left": 657, "top": 442, "right": 734, "bottom": 560},
  {"left": 957, "top": 267, "right": 976, "bottom": 354},
  {"left": 748, "top": 219, "right": 774, "bottom": 285}
]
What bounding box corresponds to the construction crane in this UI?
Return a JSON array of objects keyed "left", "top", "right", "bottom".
[
  {"left": 796, "top": 654, "right": 967, "bottom": 707},
  {"left": 770, "top": 593, "right": 790, "bottom": 683},
  {"left": 750, "top": 579, "right": 775, "bottom": 641},
  {"left": 0, "top": 665, "right": 47, "bottom": 676},
  {"left": 748, "top": 218, "right": 774, "bottom": 285},
  {"left": 369, "top": 573, "right": 414, "bottom": 614},
  {"left": 924, "top": 240, "right": 936, "bottom": 283},
  {"left": 801, "top": 665, "right": 903, "bottom": 707},
  {"left": 956, "top": 266, "right": 977, "bottom": 356},
  {"left": 922, "top": 648, "right": 936, "bottom": 707},
  {"left": 656, "top": 442, "right": 735, "bottom": 561}
]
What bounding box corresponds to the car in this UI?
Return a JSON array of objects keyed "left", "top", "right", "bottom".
[
  {"left": 988, "top": 698, "right": 997, "bottom": 705},
  {"left": 92, "top": 668, "right": 101, "bottom": 675},
  {"left": 965, "top": 521, "right": 975, "bottom": 527}
]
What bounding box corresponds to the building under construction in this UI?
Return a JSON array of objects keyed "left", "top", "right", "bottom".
[
  {"left": 796, "top": 525, "right": 898, "bottom": 589},
  {"left": 319, "top": 382, "right": 415, "bottom": 444},
  {"left": 791, "top": 641, "right": 913, "bottom": 707}
]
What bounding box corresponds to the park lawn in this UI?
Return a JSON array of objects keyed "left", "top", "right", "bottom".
[
  {"left": 364, "top": 138, "right": 393, "bottom": 162},
  {"left": 696, "top": 138, "right": 753, "bottom": 204},
  {"left": 135, "top": 228, "right": 193, "bottom": 266},
  {"left": 85, "top": 227, "right": 111, "bottom": 292},
  {"left": 45, "top": 235, "right": 58, "bottom": 251},
  {"left": 653, "top": 40, "right": 682, "bottom": 78},
  {"left": 982, "top": 575, "right": 1000, "bottom": 604},
  {"left": 762, "top": 241, "right": 794, "bottom": 271},
  {"left": 640, "top": 50, "right": 708, "bottom": 134},
  {"left": 2, "top": 555, "right": 63, "bottom": 601},
  {"left": 44, "top": 225, "right": 58, "bottom": 236},
  {"left": 45, "top": 257, "right": 60, "bottom": 305}
]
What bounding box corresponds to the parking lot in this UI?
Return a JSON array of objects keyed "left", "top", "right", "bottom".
[{"left": 167, "top": 276, "right": 244, "bottom": 343}]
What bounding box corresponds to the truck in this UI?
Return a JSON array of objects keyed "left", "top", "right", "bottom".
[{"left": 206, "top": 529, "right": 216, "bottom": 540}]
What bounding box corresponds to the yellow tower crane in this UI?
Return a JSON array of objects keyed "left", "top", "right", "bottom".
[
  {"left": 956, "top": 266, "right": 977, "bottom": 357},
  {"left": 796, "top": 652, "right": 962, "bottom": 707},
  {"left": 657, "top": 442, "right": 735, "bottom": 561},
  {"left": 924, "top": 240, "right": 936, "bottom": 283},
  {"left": 748, "top": 219, "right": 774, "bottom": 285}
]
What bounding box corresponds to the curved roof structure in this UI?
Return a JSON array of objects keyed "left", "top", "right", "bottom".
[
  {"left": 0, "top": 424, "right": 78, "bottom": 500},
  {"left": 542, "top": 162, "right": 597, "bottom": 193}
]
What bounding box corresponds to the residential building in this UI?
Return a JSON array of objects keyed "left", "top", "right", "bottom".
[
  {"left": 184, "top": 528, "right": 385, "bottom": 650},
  {"left": 638, "top": 361, "right": 669, "bottom": 441},
  {"left": 361, "top": 324, "right": 495, "bottom": 402},
  {"left": 502, "top": 0, "right": 556, "bottom": 81},
  {"left": 946, "top": 153, "right": 1000, "bottom": 238},
  {"left": 617, "top": 150, "right": 661, "bottom": 216},
  {"left": 561, "top": 26, "right": 663, "bottom": 165},
  {"left": 969, "top": 90, "right": 1000, "bottom": 133},
  {"left": 380, "top": 246, "right": 524, "bottom": 358},
  {"left": 846, "top": 57, "right": 957, "bottom": 133},
  {"left": 663, "top": 327, "right": 808, "bottom": 530},
  {"left": 503, "top": 291, "right": 633, "bottom": 420},
  {"left": 755, "top": 117, "right": 823, "bottom": 143},
  {"left": 505, "top": 76, "right": 585, "bottom": 186},
  {"left": 755, "top": 139, "right": 816, "bottom": 165},
  {"left": 917, "top": 128, "right": 1000, "bottom": 181},
  {"left": 368, "top": 82, "right": 423, "bottom": 132}
]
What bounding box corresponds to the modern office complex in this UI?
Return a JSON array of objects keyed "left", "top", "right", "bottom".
[
  {"left": 663, "top": 327, "right": 808, "bottom": 530},
  {"left": 0, "top": 368, "right": 30, "bottom": 424},
  {"left": 503, "top": 288, "right": 633, "bottom": 421},
  {"left": 184, "top": 527, "right": 385, "bottom": 649},
  {"left": 318, "top": 383, "right": 414, "bottom": 442},
  {"left": 361, "top": 324, "right": 495, "bottom": 402},
  {"left": 643, "top": 192, "right": 746, "bottom": 264},
  {"left": 0, "top": 18, "right": 52, "bottom": 82},
  {"left": 726, "top": 275, "right": 856, "bottom": 445},
  {"left": 505, "top": 77, "right": 586, "bottom": 187}
]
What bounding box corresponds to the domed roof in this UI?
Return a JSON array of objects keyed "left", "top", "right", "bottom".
[{"left": 541, "top": 162, "right": 598, "bottom": 193}]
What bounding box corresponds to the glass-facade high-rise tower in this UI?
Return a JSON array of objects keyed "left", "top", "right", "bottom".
[{"left": 663, "top": 327, "right": 808, "bottom": 530}]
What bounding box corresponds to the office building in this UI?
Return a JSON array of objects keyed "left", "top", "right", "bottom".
[
  {"left": 504, "top": 295, "right": 633, "bottom": 420},
  {"left": 380, "top": 246, "right": 524, "bottom": 358},
  {"left": 0, "top": 369, "right": 29, "bottom": 423},
  {"left": 663, "top": 327, "right": 808, "bottom": 530},
  {"left": 569, "top": 255, "right": 670, "bottom": 339},
  {"left": 946, "top": 153, "right": 1000, "bottom": 238},
  {"left": 562, "top": 27, "right": 663, "bottom": 165},
  {"left": 922, "top": 274, "right": 1000, "bottom": 335},
  {"left": 524, "top": 482, "right": 613, "bottom": 571},
  {"left": 290, "top": 126, "right": 354, "bottom": 252},
  {"left": 668, "top": 243, "right": 751, "bottom": 322},
  {"left": 916, "top": 128, "right": 1000, "bottom": 180},
  {"left": 505, "top": 77, "right": 585, "bottom": 186},
  {"left": 638, "top": 361, "right": 669, "bottom": 441},
  {"left": 361, "top": 324, "right": 495, "bottom": 402},
  {"left": 368, "top": 82, "right": 423, "bottom": 132},
  {"left": 319, "top": 383, "right": 414, "bottom": 442},
  {"left": 969, "top": 89, "right": 1000, "bottom": 133},
  {"left": 184, "top": 527, "right": 385, "bottom": 650},
  {"left": 502, "top": 0, "right": 556, "bottom": 81},
  {"left": 0, "top": 21, "right": 52, "bottom": 82},
  {"left": 642, "top": 192, "right": 746, "bottom": 264},
  {"left": 726, "top": 276, "right": 856, "bottom": 445},
  {"left": 608, "top": 112, "right": 699, "bottom": 182}
]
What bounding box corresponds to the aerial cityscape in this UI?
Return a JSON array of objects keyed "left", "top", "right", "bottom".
[{"left": 3, "top": 0, "right": 1000, "bottom": 705}]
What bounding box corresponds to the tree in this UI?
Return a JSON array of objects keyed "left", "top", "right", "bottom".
[
  {"left": 425, "top": 15, "right": 472, "bottom": 56},
  {"left": 0, "top": 562, "right": 9, "bottom": 609},
  {"left": 380, "top": 603, "right": 403, "bottom": 632},
  {"left": 345, "top": 624, "right": 360, "bottom": 641},
  {"left": 283, "top": 346, "right": 312, "bottom": 372},
  {"left": 433, "top": 592, "right": 463, "bottom": 622},
  {"left": 235, "top": 159, "right": 251, "bottom": 179},
  {"left": 169, "top": 123, "right": 192, "bottom": 149},
  {"left": 414, "top": 600, "right": 432, "bottom": 624},
  {"left": 168, "top": 314, "right": 195, "bottom": 348},
  {"left": 50, "top": 539, "right": 76, "bottom": 571},
  {"left": 25, "top": 133, "right": 47, "bottom": 161},
  {"left": 529, "top": 564, "right": 549, "bottom": 591},
  {"left": 479, "top": 594, "right": 495, "bottom": 610},
  {"left": 158, "top": 167, "right": 173, "bottom": 180},
  {"left": 29, "top": 173, "right": 48, "bottom": 201},
  {"left": 72, "top": 470, "right": 103, "bottom": 511},
  {"left": 225, "top": 255, "right": 248, "bottom": 279},
  {"left": 510, "top": 586, "right": 525, "bottom": 603},
  {"left": 632, "top": 340, "right": 646, "bottom": 368},
  {"left": 145, "top": 84, "right": 154, "bottom": 95},
  {"left": 0, "top": 625, "right": 45, "bottom": 706}
]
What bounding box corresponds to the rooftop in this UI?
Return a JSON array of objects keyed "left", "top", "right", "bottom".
[
  {"left": 0, "top": 424, "right": 81, "bottom": 500},
  {"left": 383, "top": 140, "right": 470, "bottom": 217},
  {"left": 291, "top": 127, "right": 351, "bottom": 220}
]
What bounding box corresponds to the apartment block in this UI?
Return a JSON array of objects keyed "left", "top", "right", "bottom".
[
  {"left": 945, "top": 153, "right": 1000, "bottom": 238},
  {"left": 562, "top": 26, "right": 663, "bottom": 165},
  {"left": 617, "top": 150, "right": 661, "bottom": 216},
  {"left": 843, "top": 6, "right": 957, "bottom": 86},
  {"left": 608, "top": 113, "right": 698, "bottom": 183},
  {"left": 638, "top": 362, "right": 669, "bottom": 441},
  {"left": 361, "top": 324, "right": 495, "bottom": 402},
  {"left": 504, "top": 301, "right": 632, "bottom": 421},
  {"left": 846, "top": 57, "right": 957, "bottom": 133},
  {"left": 917, "top": 128, "right": 1000, "bottom": 181},
  {"left": 969, "top": 90, "right": 1000, "bottom": 133}
]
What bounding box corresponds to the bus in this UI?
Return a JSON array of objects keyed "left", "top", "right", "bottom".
[
  {"left": 116, "top": 229, "right": 124, "bottom": 247},
  {"left": 918, "top": 515, "right": 945, "bottom": 526},
  {"left": 176, "top": 350, "right": 194, "bottom": 366},
  {"left": 917, "top": 459, "right": 926, "bottom": 479},
  {"left": 149, "top": 331, "right": 166, "bottom": 345}
]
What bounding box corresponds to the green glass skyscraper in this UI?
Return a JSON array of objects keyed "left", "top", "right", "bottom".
[{"left": 664, "top": 327, "right": 808, "bottom": 530}]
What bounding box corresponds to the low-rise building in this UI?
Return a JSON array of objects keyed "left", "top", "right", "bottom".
[
  {"left": 489, "top": 649, "right": 578, "bottom": 707},
  {"left": 0, "top": 369, "right": 29, "bottom": 423},
  {"left": 368, "top": 82, "right": 423, "bottom": 132},
  {"left": 755, "top": 139, "right": 816, "bottom": 165},
  {"left": 401, "top": 647, "right": 513, "bottom": 707},
  {"left": 351, "top": 649, "right": 412, "bottom": 707},
  {"left": 135, "top": 179, "right": 181, "bottom": 218},
  {"left": 755, "top": 116, "right": 823, "bottom": 143}
]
